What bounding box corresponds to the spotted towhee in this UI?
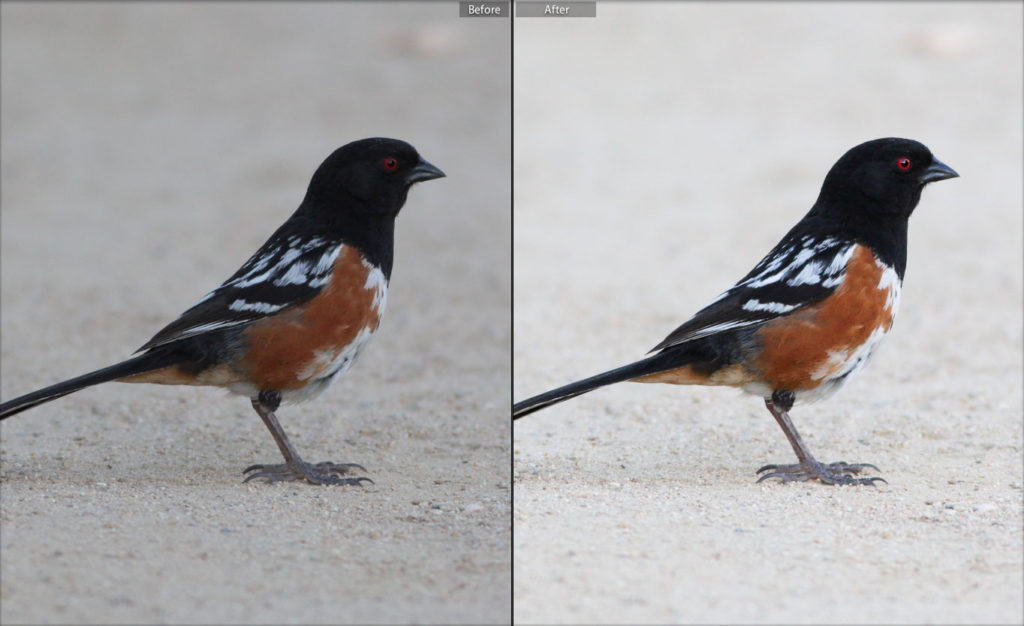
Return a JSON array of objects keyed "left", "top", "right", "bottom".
[
  {"left": 514, "top": 138, "right": 958, "bottom": 486},
  {"left": 0, "top": 137, "right": 445, "bottom": 486}
]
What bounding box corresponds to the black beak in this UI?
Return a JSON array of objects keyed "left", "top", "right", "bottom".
[
  {"left": 920, "top": 158, "right": 958, "bottom": 184},
  {"left": 407, "top": 158, "right": 446, "bottom": 184}
]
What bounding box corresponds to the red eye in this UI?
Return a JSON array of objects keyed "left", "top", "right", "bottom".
[
  {"left": 382, "top": 157, "right": 398, "bottom": 171},
  {"left": 896, "top": 157, "right": 912, "bottom": 171}
]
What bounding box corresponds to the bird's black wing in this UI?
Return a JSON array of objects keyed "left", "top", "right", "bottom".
[
  {"left": 138, "top": 232, "right": 343, "bottom": 351},
  {"left": 651, "top": 233, "right": 855, "bottom": 352}
]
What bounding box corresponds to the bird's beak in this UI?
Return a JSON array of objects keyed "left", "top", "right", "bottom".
[
  {"left": 407, "top": 158, "right": 446, "bottom": 184},
  {"left": 920, "top": 158, "right": 958, "bottom": 184}
]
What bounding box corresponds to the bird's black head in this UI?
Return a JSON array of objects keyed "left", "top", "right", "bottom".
[
  {"left": 302, "top": 137, "right": 445, "bottom": 221},
  {"left": 814, "top": 137, "right": 957, "bottom": 221},
  {"left": 293, "top": 138, "right": 443, "bottom": 278}
]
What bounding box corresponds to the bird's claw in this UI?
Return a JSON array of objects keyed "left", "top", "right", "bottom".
[
  {"left": 756, "top": 460, "right": 886, "bottom": 486},
  {"left": 243, "top": 461, "right": 373, "bottom": 486}
]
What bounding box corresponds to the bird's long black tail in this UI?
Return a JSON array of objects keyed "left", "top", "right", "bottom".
[
  {"left": 513, "top": 352, "right": 680, "bottom": 420},
  {"left": 0, "top": 350, "right": 182, "bottom": 421}
]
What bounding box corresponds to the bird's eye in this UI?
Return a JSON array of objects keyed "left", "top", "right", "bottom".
[
  {"left": 896, "top": 157, "right": 912, "bottom": 171},
  {"left": 382, "top": 158, "right": 399, "bottom": 171}
]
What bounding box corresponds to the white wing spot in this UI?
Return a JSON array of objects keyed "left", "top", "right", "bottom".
[
  {"left": 827, "top": 246, "right": 855, "bottom": 273},
  {"left": 787, "top": 260, "right": 824, "bottom": 286},
  {"left": 228, "top": 300, "right": 286, "bottom": 314},
  {"left": 273, "top": 260, "right": 312, "bottom": 286},
  {"left": 758, "top": 245, "right": 794, "bottom": 274},
  {"left": 814, "top": 237, "right": 837, "bottom": 251},
  {"left": 743, "top": 240, "right": 854, "bottom": 289},
  {"left": 233, "top": 248, "right": 303, "bottom": 288},
  {"left": 746, "top": 267, "right": 791, "bottom": 288},
  {"left": 742, "top": 299, "right": 800, "bottom": 314},
  {"left": 314, "top": 245, "right": 342, "bottom": 273}
]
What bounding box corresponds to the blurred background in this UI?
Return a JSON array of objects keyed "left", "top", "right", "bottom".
[
  {"left": 1, "top": 3, "right": 510, "bottom": 624},
  {"left": 514, "top": 2, "right": 1021, "bottom": 624}
]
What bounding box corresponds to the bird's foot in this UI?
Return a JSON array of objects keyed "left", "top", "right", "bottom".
[
  {"left": 756, "top": 460, "right": 886, "bottom": 486},
  {"left": 243, "top": 460, "right": 373, "bottom": 486}
]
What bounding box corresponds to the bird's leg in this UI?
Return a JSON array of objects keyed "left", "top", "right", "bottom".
[
  {"left": 756, "top": 390, "right": 885, "bottom": 486},
  {"left": 242, "top": 390, "right": 372, "bottom": 486}
]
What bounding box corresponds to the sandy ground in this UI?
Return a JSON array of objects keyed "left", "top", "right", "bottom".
[
  {"left": 1, "top": 4, "right": 509, "bottom": 624},
  {"left": 513, "top": 3, "right": 1022, "bottom": 625}
]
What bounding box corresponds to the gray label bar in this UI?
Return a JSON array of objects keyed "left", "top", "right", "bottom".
[
  {"left": 459, "top": 2, "right": 510, "bottom": 17},
  {"left": 516, "top": 2, "right": 596, "bottom": 17}
]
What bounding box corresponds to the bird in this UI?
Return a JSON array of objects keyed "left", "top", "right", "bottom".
[
  {"left": 513, "top": 137, "right": 958, "bottom": 486},
  {"left": 0, "top": 137, "right": 445, "bottom": 486}
]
